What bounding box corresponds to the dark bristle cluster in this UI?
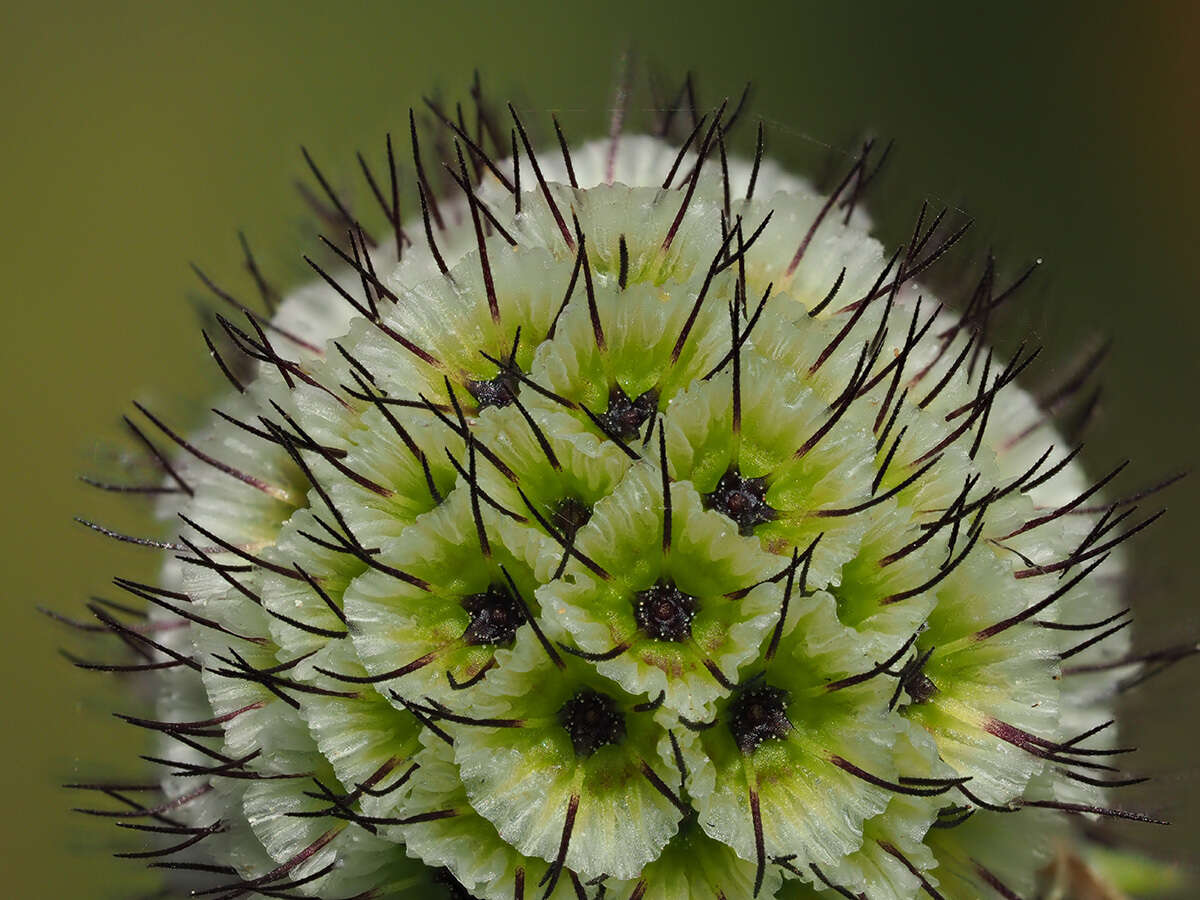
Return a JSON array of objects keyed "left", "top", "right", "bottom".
[
  {"left": 559, "top": 689, "right": 626, "bottom": 757},
  {"left": 598, "top": 385, "right": 657, "bottom": 441},
  {"left": 634, "top": 580, "right": 699, "bottom": 642},
  {"left": 704, "top": 468, "right": 776, "bottom": 536},
  {"left": 551, "top": 496, "right": 592, "bottom": 539},
  {"left": 460, "top": 583, "right": 524, "bottom": 646},
  {"left": 896, "top": 648, "right": 938, "bottom": 707},
  {"left": 466, "top": 371, "right": 520, "bottom": 410},
  {"left": 727, "top": 684, "right": 792, "bottom": 754},
  {"left": 433, "top": 867, "right": 474, "bottom": 899}
]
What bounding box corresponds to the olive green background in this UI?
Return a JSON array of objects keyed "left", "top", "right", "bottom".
[{"left": 2, "top": 2, "right": 1197, "bottom": 896}]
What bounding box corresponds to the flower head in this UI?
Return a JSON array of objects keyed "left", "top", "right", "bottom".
[{"left": 64, "top": 78, "right": 1188, "bottom": 899}]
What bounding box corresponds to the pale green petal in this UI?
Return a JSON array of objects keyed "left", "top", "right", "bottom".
[
  {"left": 677, "top": 593, "right": 905, "bottom": 876},
  {"left": 603, "top": 815, "right": 783, "bottom": 900},
  {"left": 345, "top": 485, "right": 544, "bottom": 708},
  {"left": 401, "top": 732, "right": 594, "bottom": 900},
  {"left": 925, "top": 804, "right": 1066, "bottom": 899},
  {"left": 454, "top": 633, "right": 683, "bottom": 881}
]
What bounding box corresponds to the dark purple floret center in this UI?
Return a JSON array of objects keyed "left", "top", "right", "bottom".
[
  {"left": 704, "top": 468, "right": 776, "bottom": 536},
  {"left": 634, "top": 580, "right": 698, "bottom": 642},
  {"left": 599, "top": 384, "right": 658, "bottom": 441},
  {"left": 728, "top": 684, "right": 792, "bottom": 753},
  {"left": 460, "top": 583, "right": 524, "bottom": 646},
  {"left": 559, "top": 689, "right": 626, "bottom": 757}
]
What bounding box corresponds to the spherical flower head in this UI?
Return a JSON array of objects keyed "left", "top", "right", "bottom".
[{"left": 65, "top": 80, "right": 1186, "bottom": 900}]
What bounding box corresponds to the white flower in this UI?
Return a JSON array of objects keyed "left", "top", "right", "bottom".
[{"left": 67, "top": 86, "right": 1180, "bottom": 900}]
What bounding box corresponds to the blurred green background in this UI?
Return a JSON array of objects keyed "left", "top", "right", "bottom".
[{"left": 2, "top": 2, "right": 1197, "bottom": 896}]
